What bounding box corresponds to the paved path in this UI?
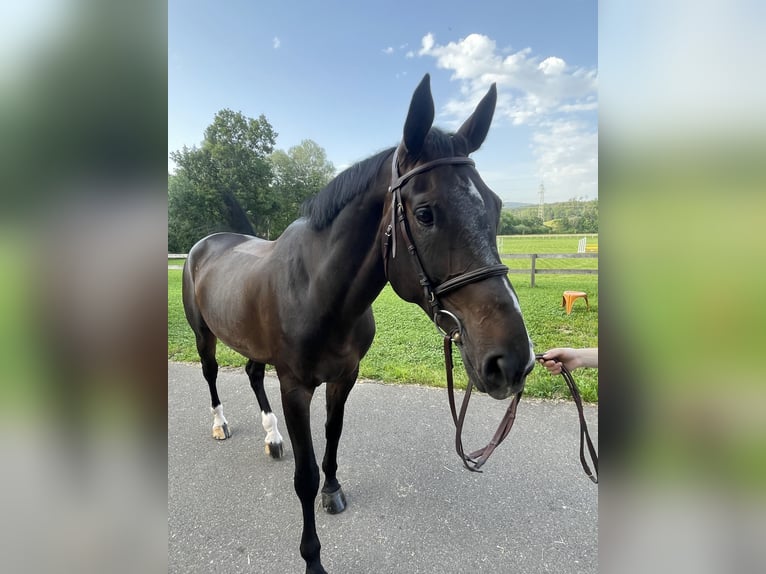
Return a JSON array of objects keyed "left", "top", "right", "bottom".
[{"left": 169, "top": 362, "right": 598, "bottom": 573}]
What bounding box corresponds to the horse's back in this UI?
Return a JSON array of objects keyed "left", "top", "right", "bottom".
[{"left": 186, "top": 232, "right": 272, "bottom": 273}]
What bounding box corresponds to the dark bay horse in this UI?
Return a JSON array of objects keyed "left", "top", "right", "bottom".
[{"left": 182, "top": 74, "right": 535, "bottom": 574}]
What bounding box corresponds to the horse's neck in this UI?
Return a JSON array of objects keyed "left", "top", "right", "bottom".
[{"left": 305, "top": 187, "right": 388, "bottom": 317}]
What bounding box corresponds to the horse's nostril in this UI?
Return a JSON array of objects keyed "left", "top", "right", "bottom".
[
  {"left": 483, "top": 354, "right": 511, "bottom": 384},
  {"left": 483, "top": 353, "right": 527, "bottom": 390}
]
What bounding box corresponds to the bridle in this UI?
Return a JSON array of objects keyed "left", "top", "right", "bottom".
[
  {"left": 382, "top": 148, "right": 510, "bottom": 318},
  {"left": 382, "top": 148, "right": 598, "bottom": 482},
  {"left": 382, "top": 148, "right": 516, "bottom": 472}
]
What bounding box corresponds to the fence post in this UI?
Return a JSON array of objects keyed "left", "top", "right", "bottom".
[{"left": 530, "top": 254, "right": 537, "bottom": 287}]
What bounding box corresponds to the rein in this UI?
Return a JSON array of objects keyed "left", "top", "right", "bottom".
[
  {"left": 540, "top": 356, "right": 598, "bottom": 484},
  {"left": 443, "top": 333, "right": 521, "bottom": 472},
  {"left": 382, "top": 149, "right": 598, "bottom": 481},
  {"left": 444, "top": 342, "right": 598, "bottom": 481}
]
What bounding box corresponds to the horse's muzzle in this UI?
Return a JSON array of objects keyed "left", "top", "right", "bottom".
[{"left": 481, "top": 352, "right": 531, "bottom": 399}]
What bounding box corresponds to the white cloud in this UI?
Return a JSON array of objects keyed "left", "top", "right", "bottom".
[
  {"left": 417, "top": 33, "right": 596, "bottom": 124},
  {"left": 531, "top": 120, "right": 598, "bottom": 199},
  {"left": 382, "top": 46, "right": 394, "bottom": 54},
  {"left": 558, "top": 100, "right": 598, "bottom": 113},
  {"left": 539, "top": 56, "right": 566, "bottom": 75},
  {"left": 272, "top": 36, "right": 281, "bottom": 49},
  {"left": 421, "top": 32, "right": 435, "bottom": 53},
  {"left": 417, "top": 33, "right": 598, "bottom": 199}
]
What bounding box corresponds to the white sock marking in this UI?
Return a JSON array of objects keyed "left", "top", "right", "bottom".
[
  {"left": 261, "top": 411, "right": 283, "bottom": 445},
  {"left": 211, "top": 404, "right": 228, "bottom": 428}
]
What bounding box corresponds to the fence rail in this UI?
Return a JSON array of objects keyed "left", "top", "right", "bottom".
[
  {"left": 169, "top": 253, "right": 597, "bottom": 287},
  {"left": 500, "top": 253, "right": 598, "bottom": 287}
]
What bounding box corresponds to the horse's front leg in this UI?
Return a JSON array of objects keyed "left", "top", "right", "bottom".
[
  {"left": 280, "top": 383, "right": 326, "bottom": 574},
  {"left": 321, "top": 370, "right": 357, "bottom": 514}
]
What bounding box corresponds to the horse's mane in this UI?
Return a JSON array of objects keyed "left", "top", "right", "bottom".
[
  {"left": 300, "top": 147, "right": 394, "bottom": 230},
  {"left": 300, "top": 129, "right": 465, "bottom": 231}
]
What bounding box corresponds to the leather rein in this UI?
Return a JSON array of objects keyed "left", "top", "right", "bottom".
[{"left": 382, "top": 149, "right": 598, "bottom": 481}]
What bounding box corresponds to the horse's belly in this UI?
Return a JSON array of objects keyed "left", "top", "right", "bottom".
[{"left": 196, "top": 274, "right": 278, "bottom": 363}]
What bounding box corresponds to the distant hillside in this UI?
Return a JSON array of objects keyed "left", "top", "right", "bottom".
[{"left": 501, "top": 198, "right": 598, "bottom": 234}]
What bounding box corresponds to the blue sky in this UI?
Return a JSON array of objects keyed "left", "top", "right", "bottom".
[{"left": 169, "top": 0, "right": 597, "bottom": 204}]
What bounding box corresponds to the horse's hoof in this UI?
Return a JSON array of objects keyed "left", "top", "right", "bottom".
[
  {"left": 306, "top": 562, "right": 328, "bottom": 574},
  {"left": 212, "top": 423, "right": 230, "bottom": 440},
  {"left": 265, "top": 441, "right": 284, "bottom": 459},
  {"left": 321, "top": 486, "right": 347, "bottom": 515}
]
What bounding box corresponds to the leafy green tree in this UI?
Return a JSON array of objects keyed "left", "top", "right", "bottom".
[
  {"left": 168, "top": 109, "right": 278, "bottom": 250},
  {"left": 267, "top": 140, "right": 335, "bottom": 237},
  {"left": 508, "top": 198, "right": 597, "bottom": 234},
  {"left": 497, "top": 210, "right": 551, "bottom": 235},
  {"left": 168, "top": 172, "right": 199, "bottom": 253},
  {"left": 498, "top": 210, "right": 518, "bottom": 235}
]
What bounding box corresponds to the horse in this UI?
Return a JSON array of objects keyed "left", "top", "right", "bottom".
[{"left": 182, "top": 73, "right": 535, "bottom": 574}]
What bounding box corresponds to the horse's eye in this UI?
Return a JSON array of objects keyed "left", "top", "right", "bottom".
[{"left": 414, "top": 207, "right": 434, "bottom": 226}]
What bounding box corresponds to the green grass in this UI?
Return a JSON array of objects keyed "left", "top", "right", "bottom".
[
  {"left": 362, "top": 276, "right": 598, "bottom": 401},
  {"left": 497, "top": 234, "right": 599, "bottom": 272},
  {"left": 496, "top": 234, "right": 597, "bottom": 254},
  {"left": 169, "top": 240, "right": 598, "bottom": 402}
]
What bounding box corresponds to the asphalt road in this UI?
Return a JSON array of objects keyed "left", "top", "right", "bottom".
[{"left": 169, "top": 362, "right": 598, "bottom": 573}]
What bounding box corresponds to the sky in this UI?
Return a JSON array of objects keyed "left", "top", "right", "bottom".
[{"left": 168, "top": 0, "right": 597, "bottom": 205}]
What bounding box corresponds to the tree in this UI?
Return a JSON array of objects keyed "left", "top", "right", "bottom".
[
  {"left": 506, "top": 198, "right": 597, "bottom": 234},
  {"left": 168, "top": 109, "right": 278, "bottom": 250},
  {"left": 498, "top": 210, "right": 518, "bottom": 235},
  {"left": 168, "top": 110, "right": 339, "bottom": 250},
  {"left": 267, "top": 140, "right": 335, "bottom": 237},
  {"left": 167, "top": 171, "right": 211, "bottom": 253},
  {"left": 497, "top": 209, "right": 550, "bottom": 235}
]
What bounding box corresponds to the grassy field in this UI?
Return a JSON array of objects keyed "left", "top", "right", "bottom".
[
  {"left": 168, "top": 235, "right": 598, "bottom": 402},
  {"left": 497, "top": 234, "right": 598, "bottom": 254},
  {"left": 497, "top": 234, "right": 598, "bottom": 272}
]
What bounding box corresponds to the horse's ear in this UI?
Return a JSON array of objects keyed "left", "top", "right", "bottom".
[
  {"left": 402, "top": 74, "right": 435, "bottom": 159},
  {"left": 456, "top": 83, "right": 497, "bottom": 154}
]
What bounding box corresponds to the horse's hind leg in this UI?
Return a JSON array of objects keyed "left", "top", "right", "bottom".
[
  {"left": 245, "top": 359, "right": 284, "bottom": 459},
  {"left": 183, "top": 262, "right": 230, "bottom": 440},
  {"left": 320, "top": 370, "right": 357, "bottom": 515},
  {"left": 194, "top": 329, "right": 230, "bottom": 440}
]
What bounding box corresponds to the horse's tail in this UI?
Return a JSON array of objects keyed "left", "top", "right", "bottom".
[{"left": 221, "top": 189, "right": 256, "bottom": 236}]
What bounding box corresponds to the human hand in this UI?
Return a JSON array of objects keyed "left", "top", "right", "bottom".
[{"left": 538, "top": 347, "right": 598, "bottom": 374}]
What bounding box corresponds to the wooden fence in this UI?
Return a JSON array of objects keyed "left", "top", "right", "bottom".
[
  {"left": 501, "top": 253, "right": 598, "bottom": 287},
  {"left": 169, "top": 252, "right": 598, "bottom": 287},
  {"left": 168, "top": 254, "right": 186, "bottom": 270}
]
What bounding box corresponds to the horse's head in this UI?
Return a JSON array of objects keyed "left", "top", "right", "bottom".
[{"left": 383, "top": 74, "right": 534, "bottom": 400}]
